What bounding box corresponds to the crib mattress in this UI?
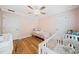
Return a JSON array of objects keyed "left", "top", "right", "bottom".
[
  {"left": 50, "top": 45, "right": 75, "bottom": 54},
  {"left": 46, "top": 38, "right": 79, "bottom": 54}
]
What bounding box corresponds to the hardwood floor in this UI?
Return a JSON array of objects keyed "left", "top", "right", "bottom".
[{"left": 13, "top": 36, "right": 43, "bottom": 54}]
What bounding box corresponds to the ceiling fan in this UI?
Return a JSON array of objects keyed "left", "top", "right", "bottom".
[{"left": 27, "top": 6, "right": 46, "bottom": 15}]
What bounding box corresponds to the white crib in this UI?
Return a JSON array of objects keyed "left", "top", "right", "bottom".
[
  {"left": 65, "top": 34, "right": 79, "bottom": 41},
  {"left": 0, "top": 33, "right": 13, "bottom": 54},
  {"left": 39, "top": 33, "right": 79, "bottom": 54}
]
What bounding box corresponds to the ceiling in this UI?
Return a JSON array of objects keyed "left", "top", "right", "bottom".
[{"left": 0, "top": 5, "right": 79, "bottom": 16}]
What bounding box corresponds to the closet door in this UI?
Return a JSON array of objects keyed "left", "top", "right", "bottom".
[{"left": 0, "top": 9, "right": 3, "bottom": 34}]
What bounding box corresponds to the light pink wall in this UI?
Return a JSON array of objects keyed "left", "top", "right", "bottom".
[
  {"left": 3, "top": 12, "right": 39, "bottom": 39},
  {"left": 75, "top": 8, "right": 79, "bottom": 31},
  {"left": 55, "top": 8, "right": 78, "bottom": 31},
  {"left": 38, "top": 8, "right": 78, "bottom": 35},
  {"left": 38, "top": 16, "right": 57, "bottom": 34},
  {"left": 0, "top": 9, "right": 3, "bottom": 34}
]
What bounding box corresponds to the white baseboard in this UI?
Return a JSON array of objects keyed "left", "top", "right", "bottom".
[{"left": 13, "top": 34, "right": 32, "bottom": 40}]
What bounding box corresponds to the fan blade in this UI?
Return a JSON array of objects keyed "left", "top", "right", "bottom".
[
  {"left": 8, "top": 9, "right": 15, "bottom": 12},
  {"left": 27, "top": 6, "right": 33, "bottom": 10},
  {"left": 40, "top": 6, "right": 45, "bottom": 10},
  {"left": 40, "top": 12, "right": 46, "bottom": 14}
]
